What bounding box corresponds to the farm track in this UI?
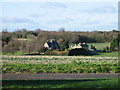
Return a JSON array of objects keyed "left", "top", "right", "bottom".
[{"left": 2, "top": 73, "right": 119, "bottom": 80}]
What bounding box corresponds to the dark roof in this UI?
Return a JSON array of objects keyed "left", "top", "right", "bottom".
[
  {"left": 47, "top": 42, "right": 52, "bottom": 47},
  {"left": 80, "top": 44, "right": 88, "bottom": 47}
]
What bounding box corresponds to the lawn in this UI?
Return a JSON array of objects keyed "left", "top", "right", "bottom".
[
  {"left": 2, "top": 78, "right": 119, "bottom": 88},
  {"left": 94, "top": 52, "right": 118, "bottom": 57},
  {"left": 88, "top": 43, "right": 110, "bottom": 50}
]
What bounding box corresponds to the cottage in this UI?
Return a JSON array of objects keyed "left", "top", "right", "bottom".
[
  {"left": 44, "top": 39, "right": 59, "bottom": 49},
  {"left": 79, "top": 42, "right": 89, "bottom": 50},
  {"left": 70, "top": 42, "right": 89, "bottom": 50}
]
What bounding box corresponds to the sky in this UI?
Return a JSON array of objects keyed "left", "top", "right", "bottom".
[{"left": 0, "top": 1, "right": 118, "bottom": 32}]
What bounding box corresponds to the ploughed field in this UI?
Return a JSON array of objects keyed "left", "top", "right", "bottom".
[{"left": 2, "top": 55, "right": 120, "bottom": 74}]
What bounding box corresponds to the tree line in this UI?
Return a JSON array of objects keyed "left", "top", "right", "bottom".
[{"left": 1, "top": 29, "right": 120, "bottom": 54}]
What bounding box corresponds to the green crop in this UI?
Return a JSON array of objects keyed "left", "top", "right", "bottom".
[
  {"left": 2, "top": 55, "right": 119, "bottom": 74},
  {"left": 2, "top": 61, "right": 119, "bottom": 74}
]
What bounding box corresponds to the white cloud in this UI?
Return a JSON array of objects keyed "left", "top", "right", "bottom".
[
  {"left": 2, "top": 17, "right": 38, "bottom": 24},
  {"left": 83, "top": 5, "right": 117, "bottom": 14},
  {"left": 1, "top": 2, "right": 118, "bottom": 31}
]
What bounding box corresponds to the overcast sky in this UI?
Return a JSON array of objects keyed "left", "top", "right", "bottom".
[{"left": 0, "top": 1, "right": 118, "bottom": 31}]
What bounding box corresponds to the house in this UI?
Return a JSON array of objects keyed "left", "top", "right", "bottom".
[
  {"left": 70, "top": 42, "right": 89, "bottom": 50},
  {"left": 44, "top": 39, "right": 59, "bottom": 49},
  {"left": 79, "top": 42, "right": 89, "bottom": 50}
]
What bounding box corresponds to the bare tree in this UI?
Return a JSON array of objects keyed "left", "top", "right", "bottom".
[{"left": 59, "top": 28, "right": 65, "bottom": 32}]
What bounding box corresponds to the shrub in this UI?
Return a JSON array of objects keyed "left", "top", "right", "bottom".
[
  {"left": 103, "top": 46, "right": 110, "bottom": 52},
  {"left": 68, "top": 48, "right": 90, "bottom": 56},
  {"left": 90, "top": 45, "right": 97, "bottom": 50},
  {"left": 110, "top": 34, "right": 120, "bottom": 51}
]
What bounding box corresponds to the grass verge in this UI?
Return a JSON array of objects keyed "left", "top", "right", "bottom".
[
  {"left": 94, "top": 52, "right": 118, "bottom": 57},
  {"left": 2, "top": 78, "right": 119, "bottom": 88}
]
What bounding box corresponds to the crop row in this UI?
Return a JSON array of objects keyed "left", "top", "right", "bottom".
[
  {"left": 2, "top": 59, "right": 118, "bottom": 65},
  {"left": 2, "top": 57, "right": 68, "bottom": 60},
  {"left": 2, "top": 61, "right": 119, "bottom": 74},
  {"left": 2, "top": 55, "right": 118, "bottom": 59},
  {"left": 2, "top": 56, "right": 119, "bottom": 61}
]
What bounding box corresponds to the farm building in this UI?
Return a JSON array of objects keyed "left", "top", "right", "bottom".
[
  {"left": 44, "top": 39, "right": 59, "bottom": 49},
  {"left": 70, "top": 42, "right": 89, "bottom": 50}
]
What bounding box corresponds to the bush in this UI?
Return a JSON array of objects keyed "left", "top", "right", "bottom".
[
  {"left": 90, "top": 45, "right": 97, "bottom": 50},
  {"left": 110, "top": 34, "right": 120, "bottom": 51},
  {"left": 68, "top": 48, "right": 90, "bottom": 56},
  {"left": 103, "top": 46, "right": 110, "bottom": 52}
]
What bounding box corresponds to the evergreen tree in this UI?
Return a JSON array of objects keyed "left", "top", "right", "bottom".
[{"left": 110, "top": 34, "right": 120, "bottom": 51}]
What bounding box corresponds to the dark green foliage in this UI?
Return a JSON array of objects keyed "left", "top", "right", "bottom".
[
  {"left": 110, "top": 34, "right": 120, "bottom": 51},
  {"left": 106, "top": 46, "right": 110, "bottom": 52},
  {"left": 59, "top": 41, "right": 69, "bottom": 51},
  {"left": 2, "top": 78, "right": 119, "bottom": 88},
  {"left": 1, "top": 31, "right": 12, "bottom": 46},
  {"left": 78, "top": 35, "right": 96, "bottom": 43},
  {"left": 68, "top": 48, "right": 90, "bottom": 56},
  {"left": 62, "top": 41, "right": 69, "bottom": 49},
  {"left": 11, "top": 29, "right": 38, "bottom": 38},
  {"left": 59, "top": 44, "right": 65, "bottom": 51},
  {"left": 90, "top": 45, "right": 97, "bottom": 50},
  {"left": 103, "top": 46, "right": 110, "bottom": 52}
]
